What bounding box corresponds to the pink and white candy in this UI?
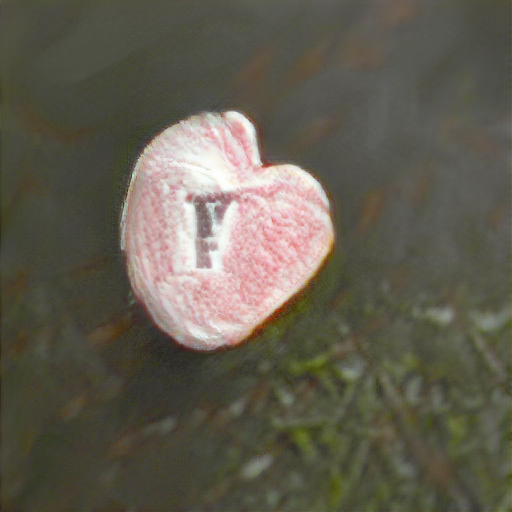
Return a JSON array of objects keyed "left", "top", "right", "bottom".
[{"left": 121, "top": 111, "right": 334, "bottom": 350}]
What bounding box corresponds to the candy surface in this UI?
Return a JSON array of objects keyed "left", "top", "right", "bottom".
[{"left": 121, "top": 111, "right": 334, "bottom": 350}]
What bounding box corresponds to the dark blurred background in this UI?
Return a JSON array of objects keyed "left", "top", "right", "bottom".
[{"left": 2, "top": 2, "right": 510, "bottom": 511}]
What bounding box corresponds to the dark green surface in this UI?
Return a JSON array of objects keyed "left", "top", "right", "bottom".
[{"left": 2, "top": 2, "right": 510, "bottom": 511}]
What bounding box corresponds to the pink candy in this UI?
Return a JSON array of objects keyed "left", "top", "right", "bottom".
[{"left": 121, "top": 111, "right": 334, "bottom": 350}]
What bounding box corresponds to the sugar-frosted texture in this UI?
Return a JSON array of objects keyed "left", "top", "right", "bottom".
[{"left": 121, "top": 111, "right": 335, "bottom": 350}]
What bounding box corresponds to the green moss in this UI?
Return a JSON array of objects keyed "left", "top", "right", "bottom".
[
  {"left": 328, "top": 468, "right": 343, "bottom": 510},
  {"left": 289, "top": 427, "right": 317, "bottom": 461},
  {"left": 287, "top": 353, "right": 330, "bottom": 376}
]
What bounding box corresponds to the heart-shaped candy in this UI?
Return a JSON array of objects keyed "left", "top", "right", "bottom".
[{"left": 121, "top": 111, "right": 334, "bottom": 350}]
